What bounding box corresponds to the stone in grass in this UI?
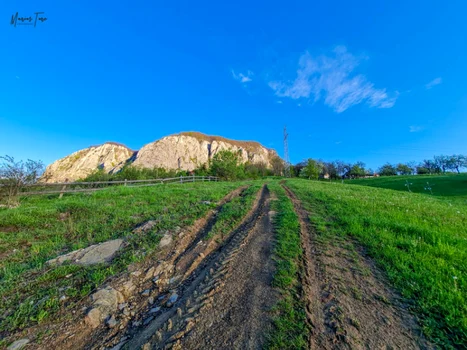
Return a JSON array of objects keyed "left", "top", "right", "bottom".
[
  {"left": 47, "top": 239, "right": 125, "bottom": 266},
  {"left": 7, "top": 339, "right": 29, "bottom": 350},
  {"left": 141, "top": 289, "right": 151, "bottom": 297},
  {"left": 159, "top": 232, "right": 173, "bottom": 248}
]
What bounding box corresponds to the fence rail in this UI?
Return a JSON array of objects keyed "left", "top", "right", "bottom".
[{"left": 12, "top": 176, "right": 219, "bottom": 197}]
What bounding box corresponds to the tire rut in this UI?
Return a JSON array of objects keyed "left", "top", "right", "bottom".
[
  {"left": 282, "top": 184, "right": 433, "bottom": 350},
  {"left": 29, "top": 185, "right": 250, "bottom": 350},
  {"left": 115, "top": 185, "right": 273, "bottom": 350}
]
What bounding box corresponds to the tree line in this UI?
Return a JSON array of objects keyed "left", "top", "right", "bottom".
[{"left": 290, "top": 154, "right": 467, "bottom": 180}]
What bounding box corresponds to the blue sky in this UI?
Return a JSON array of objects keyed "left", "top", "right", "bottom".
[{"left": 1, "top": 1, "right": 466, "bottom": 170}]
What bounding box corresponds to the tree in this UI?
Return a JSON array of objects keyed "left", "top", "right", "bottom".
[
  {"left": 321, "top": 161, "right": 338, "bottom": 179},
  {"left": 209, "top": 150, "right": 244, "bottom": 180},
  {"left": 378, "top": 163, "right": 397, "bottom": 176},
  {"left": 422, "top": 159, "right": 440, "bottom": 174},
  {"left": 336, "top": 160, "right": 351, "bottom": 179},
  {"left": 270, "top": 156, "right": 285, "bottom": 176},
  {"left": 396, "top": 163, "right": 412, "bottom": 175},
  {"left": 452, "top": 154, "right": 467, "bottom": 174},
  {"left": 0, "top": 155, "right": 44, "bottom": 206},
  {"left": 300, "top": 159, "right": 321, "bottom": 180},
  {"left": 416, "top": 166, "right": 430, "bottom": 175},
  {"left": 406, "top": 161, "right": 417, "bottom": 175},
  {"left": 349, "top": 162, "right": 366, "bottom": 178}
]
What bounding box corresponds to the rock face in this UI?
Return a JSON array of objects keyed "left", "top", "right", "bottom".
[
  {"left": 133, "top": 132, "right": 278, "bottom": 171},
  {"left": 42, "top": 142, "right": 135, "bottom": 183},
  {"left": 43, "top": 132, "right": 279, "bottom": 182}
]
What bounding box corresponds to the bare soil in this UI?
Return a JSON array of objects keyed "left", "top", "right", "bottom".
[{"left": 282, "top": 184, "right": 433, "bottom": 350}]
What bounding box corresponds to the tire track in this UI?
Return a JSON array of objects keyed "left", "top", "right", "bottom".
[
  {"left": 282, "top": 184, "right": 433, "bottom": 350},
  {"left": 115, "top": 185, "right": 272, "bottom": 349}
]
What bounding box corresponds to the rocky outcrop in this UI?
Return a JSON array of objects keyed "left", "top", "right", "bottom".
[
  {"left": 132, "top": 132, "right": 278, "bottom": 171},
  {"left": 42, "top": 143, "right": 135, "bottom": 183},
  {"left": 43, "top": 132, "right": 279, "bottom": 182}
]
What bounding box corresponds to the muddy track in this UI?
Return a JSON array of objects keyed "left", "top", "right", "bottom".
[
  {"left": 117, "top": 185, "right": 275, "bottom": 350},
  {"left": 282, "top": 184, "right": 432, "bottom": 350}
]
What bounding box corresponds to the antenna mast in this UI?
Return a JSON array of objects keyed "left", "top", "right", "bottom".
[{"left": 283, "top": 126, "right": 291, "bottom": 177}]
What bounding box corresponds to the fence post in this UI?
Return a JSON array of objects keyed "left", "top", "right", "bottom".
[
  {"left": 180, "top": 175, "right": 182, "bottom": 184},
  {"left": 59, "top": 180, "right": 68, "bottom": 199},
  {"left": 124, "top": 179, "right": 127, "bottom": 187},
  {"left": 193, "top": 173, "right": 195, "bottom": 182}
]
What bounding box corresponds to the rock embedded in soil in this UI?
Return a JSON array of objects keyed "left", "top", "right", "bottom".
[
  {"left": 85, "top": 287, "right": 124, "bottom": 328},
  {"left": 47, "top": 239, "right": 125, "bottom": 266},
  {"left": 7, "top": 339, "right": 29, "bottom": 350},
  {"left": 117, "top": 280, "right": 136, "bottom": 299},
  {"left": 159, "top": 232, "right": 173, "bottom": 248},
  {"left": 106, "top": 315, "right": 118, "bottom": 328}
]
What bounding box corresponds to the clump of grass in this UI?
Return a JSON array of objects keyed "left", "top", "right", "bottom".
[
  {"left": 208, "top": 184, "right": 262, "bottom": 239},
  {"left": 266, "top": 182, "right": 307, "bottom": 349},
  {"left": 287, "top": 178, "right": 467, "bottom": 348}
]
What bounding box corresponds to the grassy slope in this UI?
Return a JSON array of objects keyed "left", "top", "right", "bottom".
[
  {"left": 0, "top": 182, "right": 251, "bottom": 334},
  {"left": 267, "top": 182, "right": 307, "bottom": 349},
  {"left": 286, "top": 178, "right": 467, "bottom": 348},
  {"left": 345, "top": 174, "right": 467, "bottom": 203}
]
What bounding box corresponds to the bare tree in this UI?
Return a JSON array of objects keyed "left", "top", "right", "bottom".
[
  {"left": 0, "top": 155, "right": 44, "bottom": 206},
  {"left": 271, "top": 156, "right": 285, "bottom": 176}
]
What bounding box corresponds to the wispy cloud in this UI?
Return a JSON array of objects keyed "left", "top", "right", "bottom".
[
  {"left": 15, "top": 76, "right": 20, "bottom": 79},
  {"left": 335, "top": 141, "right": 342, "bottom": 145},
  {"left": 276, "top": 100, "right": 283, "bottom": 104},
  {"left": 425, "top": 77, "right": 442, "bottom": 90},
  {"left": 232, "top": 70, "right": 253, "bottom": 83},
  {"left": 409, "top": 125, "right": 424, "bottom": 133},
  {"left": 268, "top": 46, "right": 397, "bottom": 113}
]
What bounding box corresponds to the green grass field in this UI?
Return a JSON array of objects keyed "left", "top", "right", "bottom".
[
  {"left": 286, "top": 178, "right": 467, "bottom": 348},
  {"left": 345, "top": 174, "right": 467, "bottom": 203},
  {"left": 0, "top": 182, "right": 261, "bottom": 335}
]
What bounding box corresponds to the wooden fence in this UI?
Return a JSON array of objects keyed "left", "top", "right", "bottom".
[{"left": 12, "top": 176, "right": 219, "bottom": 197}]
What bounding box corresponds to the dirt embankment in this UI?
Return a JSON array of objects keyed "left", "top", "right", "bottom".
[{"left": 282, "top": 184, "right": 433, "bottom": 350}]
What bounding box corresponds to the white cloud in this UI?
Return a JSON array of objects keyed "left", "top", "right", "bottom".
[
  {"left": 409, "top": 125, "right": 424, "bottom": 132},
  {"left": 268, "top": 46, "right": 396, "bottom": 113},
  {"left": 15, "top": 76, "right": 20, "bottom": 79},
  {"left": 232, "top": 70, "right": 253, "bottom": 83},
  {"left": 276, "top": 100, "right": 283, "bottom": 104},
  {"left": 425, "top": 77, "right": 442, "bottom": 89}
]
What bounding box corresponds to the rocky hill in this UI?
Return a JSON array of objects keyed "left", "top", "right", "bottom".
[
  {"left": 42, "top": 132, "right": 278, "bottom": 182},
  {"left": 133, "top": 132, "right": 277, "bottom": 171},
  {"left": 42, "top": 143, "right": 135, "bottom": 183}
]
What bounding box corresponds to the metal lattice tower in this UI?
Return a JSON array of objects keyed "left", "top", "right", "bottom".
[{"left": 283, "top": 126, "right": 291, "bottom": 177}]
